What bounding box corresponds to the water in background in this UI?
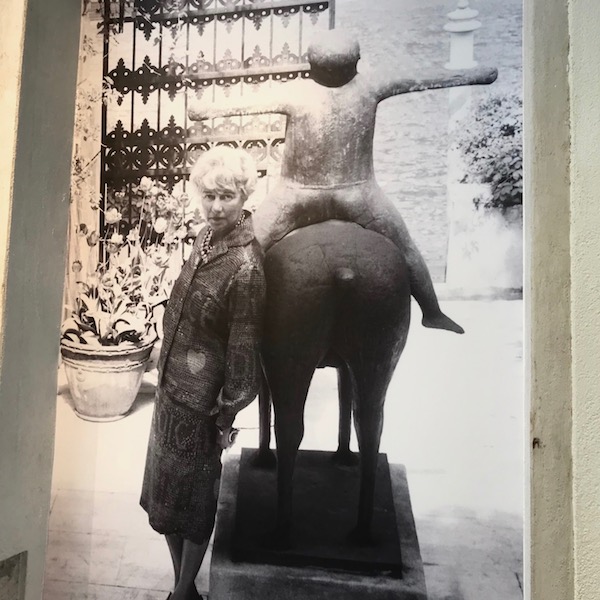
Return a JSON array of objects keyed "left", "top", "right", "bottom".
[{"left": 335, "top": 0, "right": 522, "bottom": 281}]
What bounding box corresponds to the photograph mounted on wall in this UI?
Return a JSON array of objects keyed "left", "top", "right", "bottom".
[{"left": 45, "top": 1, "right": 523, "bottom": 599}]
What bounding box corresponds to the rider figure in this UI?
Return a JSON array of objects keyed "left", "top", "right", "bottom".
[{"left": 189, "top": 30, "right": 497, "bottom": 333}]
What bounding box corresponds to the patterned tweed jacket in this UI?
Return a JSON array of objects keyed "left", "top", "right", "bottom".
[{"left": 157, "top": 213, "right": 266, "bottom": 429}]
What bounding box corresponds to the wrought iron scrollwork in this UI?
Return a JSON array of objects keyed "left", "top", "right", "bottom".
[
  {"left": 105, "top": 117, "right": 284, "bottom": 190},
  {"left": 107, "top": 47, "right": 309, "bottom": 102},
  {"left": 100, "top": 0, "right": 335, "bottom": 219},
  {"left": 96, "top": 0, "right": 329, "bottom": 29}
]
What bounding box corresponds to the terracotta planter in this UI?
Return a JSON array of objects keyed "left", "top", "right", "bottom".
[{"left": 60, "top": 337, "right": 156, "bottom": 422}]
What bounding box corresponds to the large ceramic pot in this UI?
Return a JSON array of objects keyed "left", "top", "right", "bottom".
[{"left": 60, "top": 337, "right": 156, "bottom": 422}]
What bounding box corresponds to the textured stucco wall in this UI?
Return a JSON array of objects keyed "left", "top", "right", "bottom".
[
  {"left": 0, "top": 0, "right": 80, "bottom": 599},
  {"left": 528, "top": 0, "right": 600, "bottom": 598},
  {"left": 525, "top": 0, "right": 574, "bottom": 598},
  {"left": 0, "top": 0, "right": 27, "bottom": 345},
  {"left": 568, "top": 1, "right": 600, "bottom": 599}
]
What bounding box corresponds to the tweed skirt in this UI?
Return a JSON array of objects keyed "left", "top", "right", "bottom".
[{"left": 140, "top": 386, "right": 222, "bottom": 544}]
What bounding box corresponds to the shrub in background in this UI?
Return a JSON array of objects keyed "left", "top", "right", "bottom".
[{"left": 455, "top": 94, "right": 523, "bottom": 211}]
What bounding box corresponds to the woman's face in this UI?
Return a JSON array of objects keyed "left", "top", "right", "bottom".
[{"left": 200, "top": 186, "right": 244, "bottom": 238}]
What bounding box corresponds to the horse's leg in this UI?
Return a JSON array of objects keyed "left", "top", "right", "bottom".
[
  {"left": 252, "top": 368, "right": 276, "bottom": 469},
  {"left": 332, "top": 363, "right": 359, "bottom": 466},
  {"left": 348, "top": 357, "right": 395, "bottom": 545},
  {"left": 264, "top": 361, "right": 316, "bottom": 549}
]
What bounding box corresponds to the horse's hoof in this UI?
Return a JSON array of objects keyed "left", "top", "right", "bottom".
[
  {"left": 331, "top": 449, "right": 359, "bottom": 467},
  {"left": 251, "top": 448, "right": 277, "bottom": 469}
]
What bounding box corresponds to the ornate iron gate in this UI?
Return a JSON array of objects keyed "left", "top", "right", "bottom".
[{"left": 100, "top": 0, "right": 335, "bottom": 222}]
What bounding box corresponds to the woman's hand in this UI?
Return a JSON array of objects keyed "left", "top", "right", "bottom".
[{"left": 217, "top": 426, "right": 239, "bottom": 450}]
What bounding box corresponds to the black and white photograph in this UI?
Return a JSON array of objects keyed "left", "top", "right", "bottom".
[{"left": 43, "top": 1, "right": 523, "bottom": 599}]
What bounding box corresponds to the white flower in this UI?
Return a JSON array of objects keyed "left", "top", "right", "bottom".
[
  {"left": 109, "top": 232, "right": 124, "bottom": 244},
  {"left": 139, "top": 177, "right": 154, "bottom": 192},
  {"left": 153, "top": 217, "right": 168, "bottom": 234},
  {"left": 105, "top": 208, "right": 122, "bottom": 224}
]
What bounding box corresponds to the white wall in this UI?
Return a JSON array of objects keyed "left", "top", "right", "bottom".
[
  {"left": 567, "top": 1, "right": 600, "bottom": 598},
  {"left": 0, "top": 1, "right": 80, "bottom": 599}
]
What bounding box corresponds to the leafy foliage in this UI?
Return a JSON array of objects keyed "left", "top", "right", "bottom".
[
  {"left": 62, "top": 178, "right": 204, "bottom": 347},
  {"left": 61, "top": 270, "right": 155, "bottom": 347},
  {"left": 455, "top": 94, "right": 523, "bottom": 210},
  {"left": 67, "top": 9, "right": 206, "bottom": 348}
]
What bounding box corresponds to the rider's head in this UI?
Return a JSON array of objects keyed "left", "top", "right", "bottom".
[{"left": 307, "top": 29, "right": 360, "bottom": 88}]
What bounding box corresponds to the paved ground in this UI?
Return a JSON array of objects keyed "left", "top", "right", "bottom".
[{"left": 44, "top": 297, "right": 523, "bottom": 600}]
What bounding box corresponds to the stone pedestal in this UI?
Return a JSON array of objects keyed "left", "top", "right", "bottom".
[{"left": 209, "top": 449, "right": 427, "bottom": 599}]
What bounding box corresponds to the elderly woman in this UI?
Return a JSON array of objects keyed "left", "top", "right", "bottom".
[{"left": 140, "top": 146, "right": 265, "bottom": 600}]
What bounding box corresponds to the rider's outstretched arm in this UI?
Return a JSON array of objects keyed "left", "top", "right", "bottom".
[
  {"left": 189, "top": 84, "right": 293, "bottom": 121},
  {"left": 374, "top": 66, "right": 498, "bottom": 102}
]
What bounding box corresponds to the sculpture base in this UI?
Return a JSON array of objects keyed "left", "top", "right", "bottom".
[
  {"left": 210, "top": 449, "right": 427, "bottom": 600},
  {"left": 233, "top": 449, "right": 402, "bottom": 575}
]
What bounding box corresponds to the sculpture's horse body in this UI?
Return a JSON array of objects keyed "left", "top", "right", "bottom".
[{"left": 258, "top": 220, "right": 411, "bottom": 544}]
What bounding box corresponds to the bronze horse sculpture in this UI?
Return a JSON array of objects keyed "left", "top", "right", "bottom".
[
  {"left": 189, "top": 29, "right": 496, "bottom": 547},
  {"left": 255, "top": 220, "right": 411, "bottom": 545}
]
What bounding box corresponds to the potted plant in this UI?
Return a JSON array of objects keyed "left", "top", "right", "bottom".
[{"left": 60, "top": 177, "right": 203, "bottom": 421}]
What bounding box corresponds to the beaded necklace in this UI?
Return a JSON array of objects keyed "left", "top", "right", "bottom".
[{"left": 199, "top": 211, "right": 246, "bottom": 264}]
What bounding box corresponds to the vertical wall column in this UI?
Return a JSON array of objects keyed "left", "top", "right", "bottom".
[
  {"left": 443, "top": 1, "right": 487, "bottom": 291},
  {"left": 526, "top": 0, "right": 573, "bottom": 598},
  {"left": 567, "top": 1, "right": 600, "bottom": 598},
  {"left": 0, "top": 1, "right": 81, "bottom": 599},
  {"left": 445, "top": 0, "right": 481, "bottom": 165}
]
